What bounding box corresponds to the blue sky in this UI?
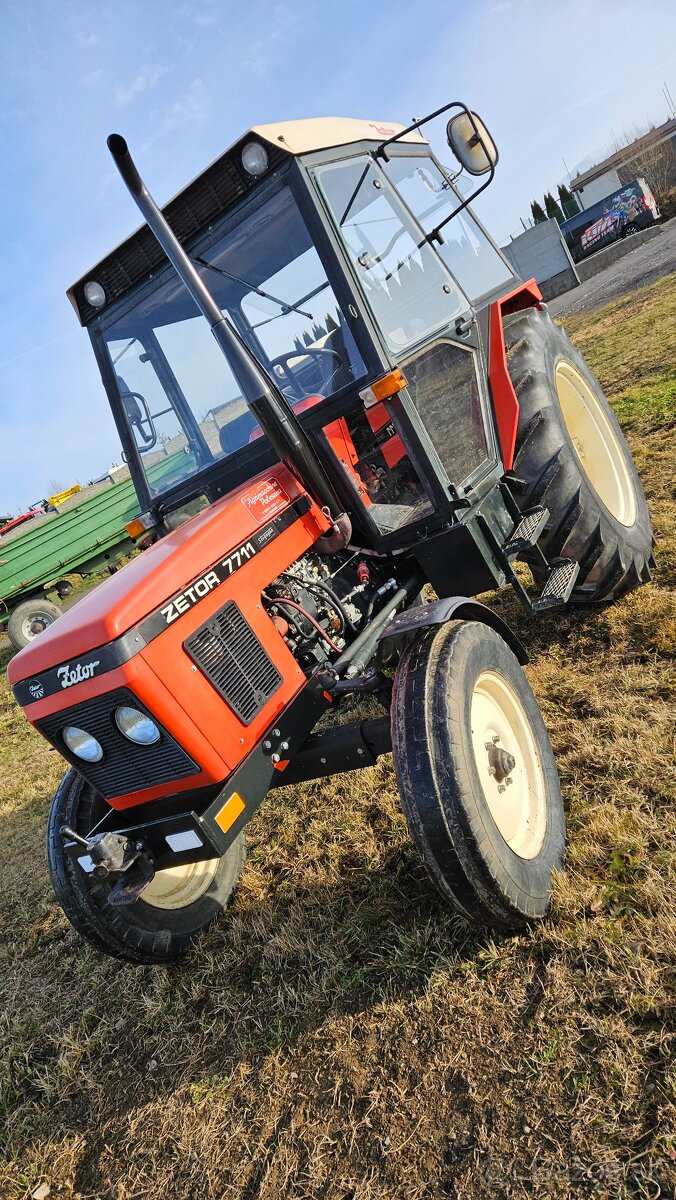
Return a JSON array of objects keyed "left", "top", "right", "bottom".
[{"left": 1, "top": 0, "right": 674, "bottom": 513}]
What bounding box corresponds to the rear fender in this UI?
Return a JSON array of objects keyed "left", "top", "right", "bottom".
[
  {"left": 489, "top": 278, "right": 543, "bottom": 471},
  {"left": 378, "top": 597, "right": 528, "bottom": 663}
]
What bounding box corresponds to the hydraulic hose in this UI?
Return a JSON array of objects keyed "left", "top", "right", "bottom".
[{"left": 332, "top": 572, "right": 423, "bottom": 679}]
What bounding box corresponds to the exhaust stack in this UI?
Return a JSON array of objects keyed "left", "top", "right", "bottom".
[{"left": 106, "top": 134, "right": 348, "bottom": 538}]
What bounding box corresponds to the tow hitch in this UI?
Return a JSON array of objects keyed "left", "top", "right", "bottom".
[{"left": 60, "top": 825, "right": 155, "bottom": 906}]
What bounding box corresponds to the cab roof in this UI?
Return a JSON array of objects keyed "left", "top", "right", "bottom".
[{"left": 67, "top": 117, "right": 427, "bottom": 326}]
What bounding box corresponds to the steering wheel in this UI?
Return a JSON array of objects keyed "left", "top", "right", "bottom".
[{"left": 270, "top": 347, "right": 343, "bottom": 401}]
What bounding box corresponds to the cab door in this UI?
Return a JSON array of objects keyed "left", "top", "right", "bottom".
[{"left": 310, "top": 150, "right": 500, "bottom": 506}]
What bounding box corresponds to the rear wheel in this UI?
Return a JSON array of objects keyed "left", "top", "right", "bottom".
[
  {"left": 47, "top": 769, "right": 245, "bottom": 963},
  {"left": 391, "top": 621, "right": 565, "bottom": 928},
  {"left": 7, "top": 597, "right": 61, "bottom": 650},
  {"left": 503, "top": 305, "right": 653, "bottom": 602}
]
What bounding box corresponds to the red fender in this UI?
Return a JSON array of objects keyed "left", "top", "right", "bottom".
[{"left": 488, "top": 278, "right": 543, "bottom": 471}]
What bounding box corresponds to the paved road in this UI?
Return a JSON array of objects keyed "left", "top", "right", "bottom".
[{"left": 548, "top": 219, "right": 676, "bottom": 319}]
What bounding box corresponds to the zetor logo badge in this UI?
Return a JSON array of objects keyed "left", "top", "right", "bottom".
[
  {"left": 28, "top": 679, "right": 45, "bottom": 701},
  {"left": 57, "top": 660, "right": 100, "bottom": 689},
  {"left": 160, "top": 542, "right": 257, "bottom": 626}
]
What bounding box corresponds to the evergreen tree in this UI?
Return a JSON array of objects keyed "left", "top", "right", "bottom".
[
  {"left": 325, "top": 312, "right": 339, "bottom": 333},
  {"left": 557, "top": 183, "right": 580, "bottom": 218},
  {"left": 544, "top": 191, "right": 565, "bottom": 223},
  {"left": 302, "top": 330, "right": 313, "bottom": 346},
  {"left": 293, "top": 336, "right": 304, "bottom": 353},
  {"left": 530, "top": 199, "right": 547, "bottom": 224}
]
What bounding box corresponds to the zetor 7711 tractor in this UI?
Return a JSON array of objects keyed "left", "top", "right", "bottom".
[{"left": 9, "top": 102, "right": 652, "bottom": 963}]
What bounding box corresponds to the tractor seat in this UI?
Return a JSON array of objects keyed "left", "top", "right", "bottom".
[{"left": 218, "top": 409, "right": 259, "bottom": 455}]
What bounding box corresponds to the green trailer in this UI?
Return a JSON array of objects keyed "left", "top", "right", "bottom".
[{"left": 0, "top": 475, "right": 142, "bottom": 649}]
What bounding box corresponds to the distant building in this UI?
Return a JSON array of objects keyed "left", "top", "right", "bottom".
[{"left": 570, "top": 116, "right": 676, "bottom": 207}]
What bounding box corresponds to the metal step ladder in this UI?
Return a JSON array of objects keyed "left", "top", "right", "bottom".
[{"left": 480, "top": 497, "right": 581, "bottom": 615}]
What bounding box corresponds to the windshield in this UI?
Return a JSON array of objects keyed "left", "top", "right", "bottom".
[
  {"left": 313, "top": 155, "right": 467, "bottom": 354},
  {"left": 380, "top": 155, "right": 514, "bottom": 302},
  {"left": 99, "top": 185, "right": 366, "bottom": 498}
]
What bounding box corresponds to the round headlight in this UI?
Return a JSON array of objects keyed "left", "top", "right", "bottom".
[
  {"left": 63, "top": 725, "right": 104, "bottom": 763},
  {"left": 241, "top": 141, "right": 268, "bottom": 177},
  {"left": 115, "top": 705, "right": 161, "bottom": 745},
  {"left": 83, "top": 280, "right": 106, "bottom": 308}
]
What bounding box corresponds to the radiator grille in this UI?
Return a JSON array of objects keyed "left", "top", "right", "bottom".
[
  {"left": 185, "top": 601, "right": 282, "bottom": 725},
  {"left": 36, "top": 688, "right": 198, "bottom": 799}
]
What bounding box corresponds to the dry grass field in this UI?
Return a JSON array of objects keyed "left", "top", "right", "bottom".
[{"left": 1, "top": 275, "right": 675, "bottom": 1200}]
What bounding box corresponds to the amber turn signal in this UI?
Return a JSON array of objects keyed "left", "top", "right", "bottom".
[{"left": 359, "top": 368, "right": 408, "bottom": 408}]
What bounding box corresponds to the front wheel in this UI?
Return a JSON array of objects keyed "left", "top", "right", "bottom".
[
  {"left": 391, "top": 621, "right": 565, "bottom": 928},
  {"left": 622, "top": 222, "right": 640, "bottom": 238},
  {"left": 47, "top": 769, "right": 245, "bottom": 963}
]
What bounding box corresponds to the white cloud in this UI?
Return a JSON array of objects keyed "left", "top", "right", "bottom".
[
  {"left": 80, "top": 68, "right": 103, "bottom": 87},
  {"left": 115, "top": 64, "right": 171, "bottom": 108},
  {"left": 162, "top": 77, "right": 209, "bottom": 132}
]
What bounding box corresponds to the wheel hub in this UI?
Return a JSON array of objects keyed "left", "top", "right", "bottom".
[
  {"left": 471, "top": 671, "right": 547, "bottom": 859},
  {"left": 485, "top": 738, "right": 516, "bottom": 783}
]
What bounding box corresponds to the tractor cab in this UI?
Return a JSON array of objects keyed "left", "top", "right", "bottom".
[{"left": 70, "top": 108, "right": 519, "bottom": 572}]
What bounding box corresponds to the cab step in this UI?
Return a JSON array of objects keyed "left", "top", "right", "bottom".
[
  {"left": 530, "top": 558, "right": 580, "bottom": 612},
  {"left": 503, "top": 505, "right": 549, "bottom": 558}
]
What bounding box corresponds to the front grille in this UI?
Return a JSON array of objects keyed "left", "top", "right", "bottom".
[
  {"left": 185, "top": 601, "right": 282, "bottom": 725},
  {"left": 36, "top": 688, "right": 198, "bottom": 799}
]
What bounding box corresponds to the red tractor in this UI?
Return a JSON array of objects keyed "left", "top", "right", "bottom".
[{"left": 8, "top": 103, "right": 652, "bottom": 962}]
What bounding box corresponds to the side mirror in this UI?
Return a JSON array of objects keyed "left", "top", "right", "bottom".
[{"left": 446, "top": 111, "right": 498, "bottom": 177}]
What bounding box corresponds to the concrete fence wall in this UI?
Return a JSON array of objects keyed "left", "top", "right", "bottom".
[{"left": 500, "top": 219, "right": 580, "bottom": 300}]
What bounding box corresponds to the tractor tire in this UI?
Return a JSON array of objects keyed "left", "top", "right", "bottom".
[
  {"left": 391, "top": 621, "right": 565, "bottom": 929},
  {"left": 7, "top": 597, "right": 61, "bottom": 650},
  {"left": 47, "top": 768, "right": 245, "bottom": 964},
  {"left": 503, "top": 305, "right": 653, "bottom": 602}
]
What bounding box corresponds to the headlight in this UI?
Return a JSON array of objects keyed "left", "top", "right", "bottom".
[
  {"left": 115, "top": 705, "right": 160, "bottom": 745},
  {"left": 241, "top": 141, "right": 268, "bottom": 177},
  {"left": 63, "top": 725, "right": 104, "bottom": 762},
  {"left": 83, "top": 279, "right": 106, "bottom": 308}
]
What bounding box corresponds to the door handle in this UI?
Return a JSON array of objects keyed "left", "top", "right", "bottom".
[{"left": 455, "top": 315, "right": 475, "bottom": 337}]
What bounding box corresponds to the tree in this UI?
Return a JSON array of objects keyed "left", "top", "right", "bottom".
[
  {"left": 544, "top": 192, "right": 565, "bottom": 223},
  {"left": 324, "top": 312, "right": 339, "bottom": 333},
  {"left": 557, "top": 183, "right": 580, "bottom": 218},
  {"left": 530, "top": 199, "right": 547, "bottom": 224}
]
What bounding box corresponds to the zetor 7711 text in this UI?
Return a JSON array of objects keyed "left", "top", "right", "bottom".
[{"left": 9, "top": 103, "right": 652, "bottom": 963}]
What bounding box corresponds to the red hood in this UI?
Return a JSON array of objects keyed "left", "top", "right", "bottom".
[{"left": 8, "top": 468, "right": 316, "bottom": 684}]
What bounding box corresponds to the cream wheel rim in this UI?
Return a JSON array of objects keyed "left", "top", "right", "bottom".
[
  {"left": 555, "top": 360, "right": 636, "bottom": 527},
  {"left": 470, "top": 671, "right": 547, "bottom": 859},
  {"left": 141, "top": 857, "right": 219, "bottom": 910}
]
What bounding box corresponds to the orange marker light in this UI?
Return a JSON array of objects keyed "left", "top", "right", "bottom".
[
  {"left": 125, "top": 517, "right": 147, "bottom": 539},
  {"left": 359, "top": 368, "right": 408, "bottom": 408}
]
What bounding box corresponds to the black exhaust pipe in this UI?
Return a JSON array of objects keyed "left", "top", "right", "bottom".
[{"left": 106, "top": 134, "right": 349, "bottom": 540}]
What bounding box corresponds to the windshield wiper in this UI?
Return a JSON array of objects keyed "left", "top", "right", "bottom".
[
  {"left": 193, "top": 255, "right": 313, "bottom": 319},
  {"left": 249, "top": 281, "right": 330, "bottom": 331}
]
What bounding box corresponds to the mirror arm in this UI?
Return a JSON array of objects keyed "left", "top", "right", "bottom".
[
  {"left": 375, "top": 100, "right": 468, "bottom": 162},
  {"left": 425, "top": 158, "right": 497, "bottom": 244}
]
